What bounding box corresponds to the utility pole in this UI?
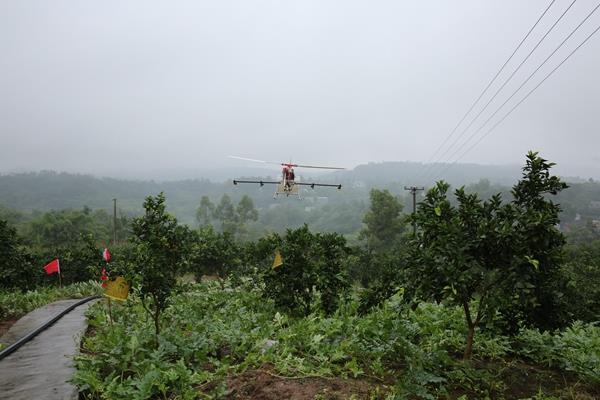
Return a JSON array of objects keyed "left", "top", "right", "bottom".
[
  {"left": 404, "top": 186, "right": 424, "bottom": 235},
  {"left": 112, "top": 198, "right": 117, "bottom": 246}
]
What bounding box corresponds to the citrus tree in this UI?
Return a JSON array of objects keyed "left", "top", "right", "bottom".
[
  {"left": 259, "top": 225, "right": 350, "bottom": 316},
  {"left": 189, "top": 226, "right": 239, "bottom": 280},
  {"left": 131, "top": 193, "right": 191, "bottom": 335},
  {"left": 359, "top": 188, "right": 407, "bottom": 253},
  {"left": 0, "top": 219, "right": 35, "bottom": 289},
  {"left": 409, "top": 152, "right": 567, "bottom": 359}
]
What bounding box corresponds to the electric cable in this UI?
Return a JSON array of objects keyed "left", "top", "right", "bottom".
[
  {"left": 427, "top": 0, "right": 578, "bottom": 175},
  {"left": 420, "top": 0, "right": 559, "bottom": 173},
  {"left": 438, "top": 21, "right": 600, "bottom": 177}
]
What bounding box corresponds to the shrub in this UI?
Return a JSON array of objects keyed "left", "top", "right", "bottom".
[{"left": 259, "top": 225, "right": 350, "bottom": 316}]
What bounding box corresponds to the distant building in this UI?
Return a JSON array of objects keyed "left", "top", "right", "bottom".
[{"left": 590, "top": 201, "right": 600, "bottom": 209}]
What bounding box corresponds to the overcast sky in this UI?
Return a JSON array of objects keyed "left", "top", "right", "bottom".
[{"left": 1, "top": 0, "right": 599, "bottom": 181}]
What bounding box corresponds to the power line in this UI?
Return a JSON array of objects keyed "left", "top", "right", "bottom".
[
  {"left": 439, "top": 20, "right": 600, "bottom": 177},
  {"left": 421, "top": 0, "right": 558, "bottom": 170},
  {"left": 426, "top": 0, "right": 578, "bottom": 176},
  {"left": 416, "top": 0, "right": 560, "bottom": 182},
  {"left": 435, "top": 1, "right": 600, "bottom": 174}
]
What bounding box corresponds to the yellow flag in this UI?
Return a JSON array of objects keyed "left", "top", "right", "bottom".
[
  {"left": 104, "top": 276, "right": 130, "bottom": 301},
  {"left": 272, "top": 249, "right": 283, "bottom": 269}
]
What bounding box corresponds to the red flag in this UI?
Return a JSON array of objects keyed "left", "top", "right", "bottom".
[
  {"left": 103, "top": 248, "right": 111, "bottom": 263},
  {"left": 100, "top": 267, "right": 108, "bottom": 288},
  {"left": 44, "top": 259, "right": 60, "bottom": 275}
]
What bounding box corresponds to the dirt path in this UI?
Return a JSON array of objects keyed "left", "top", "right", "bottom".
[{"left": 0, "top": 299, "right": 96, "bottom": 400}]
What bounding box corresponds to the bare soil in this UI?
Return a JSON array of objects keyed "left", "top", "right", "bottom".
[
  {"left": 447, "top": 359, "right": 600, "bottom": 400},
  {"left": 224, "top": 367, "right": 387, "bottom": 400},
  {"left": 218, "top": 361, "right": 599, "bottom": 400}
]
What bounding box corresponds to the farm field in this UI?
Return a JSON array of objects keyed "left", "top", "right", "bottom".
[
  {"left": 1, "top": 154, "right": 599, "bottom": 400},
  {"left": 4, "top": 1, "right": 600, "bottom": 398},
  {"left": 73, "top": 281, "right": 600, "bottom": 399}
]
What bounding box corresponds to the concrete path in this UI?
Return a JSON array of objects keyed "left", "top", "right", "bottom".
[{"left": 0, "top": 299, "right": 97, "bottom": 400}]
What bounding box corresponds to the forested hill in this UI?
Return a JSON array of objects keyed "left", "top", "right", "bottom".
[
  {"left": 1, "top": 164, "right": 599, "bottom": 228},
  {"left": 330, "top": 161, "right": 524, "bottom": 186},
  {"left": 0, "top": 171, "right": 239, "bottom": 220},
  {"left": 0, "top": 160, "right": 534, "bottom": 211},
  {"left": 0, "top": 162, "right": 519, "bottom": 213}
]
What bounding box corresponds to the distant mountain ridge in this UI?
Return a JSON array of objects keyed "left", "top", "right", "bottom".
[
  {"left": 328, "top": 161, "right": 524, "bottom": 186},
  {"left": 0, "top": 162, "right": 591, "bottom": 225}
]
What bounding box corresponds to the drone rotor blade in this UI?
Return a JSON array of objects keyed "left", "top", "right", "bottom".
[
  {"left": 294, "top": 164, "right": 346, "bottom": 170},
  {"left": 228, "top": 155, "right": 280, "bottom": 165},
  {"left": 229, "top": 156, "right": 345, "bottom": 169},
  {"left": 228, "top": 155, "right": 266, "bottom": 163}
]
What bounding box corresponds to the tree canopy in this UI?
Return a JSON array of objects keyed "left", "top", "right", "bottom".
[
  {"left": 131, "top": 192, "right": 191, "bottom": 335},
  {"left": 359, "top": 189, "right": 406, "bottom": 252},
  {"left": 409, "top": 152, "right": 568, "bottom": 358}
]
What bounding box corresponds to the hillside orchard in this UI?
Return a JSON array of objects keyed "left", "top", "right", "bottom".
[{"left": 1, "top": 152, "right": 599, "bottom": 399}]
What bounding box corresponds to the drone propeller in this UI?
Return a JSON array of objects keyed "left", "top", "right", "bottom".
[
  {"left": 229, "top": 156, "right": 345, "bottom": 170},
  {"left": 293, "top": 164, "right": 345, "bottom": 170},
  {"left": 228, "top": 155, "right": 281, "bottom": 166}
]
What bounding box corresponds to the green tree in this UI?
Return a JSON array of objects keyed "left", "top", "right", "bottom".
[
  {"left": 34, "top": 233, "right": 104, "bottom": 285},
  {"left": 409, "top": 152, "right": 567, "bottom": 359},
  {"left": 131, "top": 193, "right": 190, "bottom": 335},
  {"left": 359, "top": 189, "right": 406, "bottom": 252},
  {"left": 196, "top": 196, "right": 215, "bottom": 227},
  {"left": 356, "top": 251, "right": 407, "bottom": 313},
  {"left": 0, "top": 205, "right": 25, "bottom": 227},
  {"left": 213, "top": 194, "right": 237, "bottom": 235},
  {"left": 503, "top": 152, "right": 569, "bottom": 331},
  {"left": 561, "top": 240, "right": 600, "bottom": 322},
  {"left": 235, "top": 195, "right": 258, "bottom": 238},
  {"left": 566, "top": 220, "right": 600, "bottom": 244},
  {"left": 189, "top": 226, "right": 239, "bottom": 280},
  {"left": 259, "top": 225, "right": 350, "bottom": 316},
  {"left": 0, "top": 219, "right": 36, "bottom": 289},
  {"left": 23, "top": 207, "right": 117, "bottom": 249},
  {"left": 410, "top": 183, "right": 511, "bottom": 359}
]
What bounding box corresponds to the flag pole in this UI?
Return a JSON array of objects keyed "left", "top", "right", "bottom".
[
  {"left": 103, "top": 248, "right": 113, "bottom": 326},
  {"left": 58, "top": 259, "right": 62, "bottom": 288}
]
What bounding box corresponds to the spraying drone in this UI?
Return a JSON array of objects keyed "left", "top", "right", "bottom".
[{"left": 229, "top": 156, "right": 344, "bottom": 197}]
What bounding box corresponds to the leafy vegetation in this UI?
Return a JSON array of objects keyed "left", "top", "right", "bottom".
[
  {"left": 1, "top": 153, "right": 599, "bottom": 398},
  {"left": 0, "top": 281, "right": 102, "bottom": 321},
  {"left": 131, "top": 193, "right": 192, "bottom": 335},
  {"left": 409, "top": 152, "right": 568, "bottom": 358},
  {"left": 0, "top": 219, "right": 33, "bottom": 289},
  {"left": 197, "top": 194, "right": 259, "bottom": 239},
  {"left": 359, "top": 189, "right": 407, "bottom": 252},
  {"left": 73, "top": 282, "right": 599, "bottom": 399},
  {"left": 188, "top": 227, "right": 240, "bottom": 281},
  {"left": 561, "top": 239, "right": 600, "bottom": 322},
  {"left": 257, "top": 225, "right": 350, "bottom": 316}
]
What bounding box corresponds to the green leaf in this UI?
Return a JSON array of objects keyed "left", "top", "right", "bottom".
[
  {"left": 434, "top": 207, "right": 442, "bottom": 216},
  {"left": 525, "top": 256, "right": 540, "bottom": 271}
]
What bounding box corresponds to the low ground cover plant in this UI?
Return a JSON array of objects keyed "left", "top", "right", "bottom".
[
  {"left": 0, "top": 280, "right": 102, "bottom": 321},
  {"left": 73, "top": 282, "right": 600, "bottom": 399}
]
